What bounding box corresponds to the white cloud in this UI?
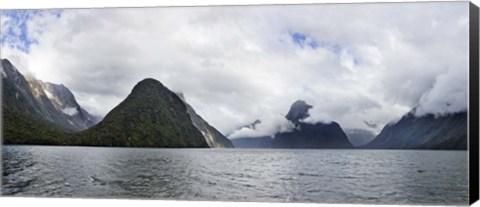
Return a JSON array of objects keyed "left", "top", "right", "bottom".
[
  {"left": 228, "top": 114, "right": 295, "bottom": 139},
  {"left": 0, "top": 2, "right": 469, "bottom": 135},
  {"left": 62, "top": 107, "right": 79, "bottom": 116}
]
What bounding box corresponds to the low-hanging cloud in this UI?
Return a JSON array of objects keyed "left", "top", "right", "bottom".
[
  {"left": 415, "top": 66, "right": 468, "bottom": 117},
  {"left": 0, "top": 2, "right": 469, "bottom": 135},
  {"left": 228, "top": 114, "right": 295, "bottom": 139}
]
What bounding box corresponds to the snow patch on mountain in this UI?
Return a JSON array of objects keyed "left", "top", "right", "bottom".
[{"left": 44, "top": 89, "right": 54, "bottom": 100}]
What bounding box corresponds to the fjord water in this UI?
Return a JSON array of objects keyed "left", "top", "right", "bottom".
[{"left": 2, "top": 146, "right": 468, "bottom": 205}]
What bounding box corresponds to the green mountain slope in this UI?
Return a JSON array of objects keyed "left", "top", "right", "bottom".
[
  {"left": 72, "top": 78, "right": 209, "bottom": 148},
  {"left": 2, "top": 106, "right": 70, "bottom": 145}
]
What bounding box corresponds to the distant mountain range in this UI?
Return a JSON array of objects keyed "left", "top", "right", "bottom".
[
  {"left": 344, "top": 128, "right": 376, "bottom": 147},
  {"left": 230, "top": 100, "right": 354, "bottom": 149},
  {"left": 228, "top": 101, "right": 467, "bottom": 150},
  {"left": 1, "top": 58, "right": 468, "bottom": 150}
]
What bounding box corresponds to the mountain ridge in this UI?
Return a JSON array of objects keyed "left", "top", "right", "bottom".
[
  {"left": 2, "top": 61, "right": 220, "bottom": 148},
  {"left": 230, "top": 100, "right": 353, "bottom": 149},
  {"left": 2, "top": 59, "right": 468, "bottom": 150},
  {"left": 1, "top": 58, "right": 97, "bottom": 132},
  {"left": 364, "top": 110, "right": 467, "bottom": 150}
]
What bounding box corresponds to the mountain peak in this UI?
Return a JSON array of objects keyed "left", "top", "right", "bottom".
[
  {"left": 74, "top": 78, "right": 209, "bottom": 148},
  {"left": 1, "top": 58, "right": 18, "bottom": 79},
  {"left": 136, "top": 78, "right": 163, "bottom": 87},
  {"left": 130, "top": 78, "right": 169, "bottom": 95},
  {"left": 1, "top": 58, "right": 12, "bottom": 66},
  {"left": 285, "top": 100, "right": 313, "bottom": 122}
]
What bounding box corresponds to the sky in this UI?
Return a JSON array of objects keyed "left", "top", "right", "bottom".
[{"left": 0, "top": 2, "right": 470, "bottom": 137}]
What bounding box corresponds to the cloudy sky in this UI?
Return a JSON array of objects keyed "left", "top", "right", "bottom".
[{"left": 0, "top": 2, "right": 469, "bottom": 137}]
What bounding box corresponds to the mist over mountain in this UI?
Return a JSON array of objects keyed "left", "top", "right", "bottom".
[
  {"left": 40, "top": 81, "right": 101, "bottom": 125},
  {"left": 0, "top": 4, "right": 469, "bottom": 141},
  {"left": 1, "top": 57, "right": 468, "bottom": 150},
  {"left": 228, "top": 114, "right": 295, "bottom": 139},
  {"left": 230, "top": 100, "right": 353, "bottom": 149},
  {"left": 271, "top": 100, "right": 353, "bottom": 149},
  {"left": 345, "top": 129, "right": 376, "bottom": 147},
  {"left": 364, "top": 109, "right": 467, "bottom": 150}
]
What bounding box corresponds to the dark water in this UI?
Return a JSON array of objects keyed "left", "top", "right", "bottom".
[{"left": 1, "top": 146, "right": 468, "bottom": 205}]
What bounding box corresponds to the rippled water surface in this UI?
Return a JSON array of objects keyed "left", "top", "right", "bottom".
[{"left": 2, "top": 146, "right": 468, "bottom": 205}]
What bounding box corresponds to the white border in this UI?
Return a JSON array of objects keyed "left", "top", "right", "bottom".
[{"left": 0, "top": 0, "right": 479, "bottom": 207}]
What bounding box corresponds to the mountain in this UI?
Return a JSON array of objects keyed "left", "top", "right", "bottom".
[
  {"left": 231, "top": 136, "right": 273, "bottom": 148},
  {"left": 345, "top": 128, "right": 376, "bottom": 147},
  {"left": 1, "top": 59, "right": 97, "bottom": 132},
  {"left": 2, "top": 59, "right": 70, "bottom": 144},
  {"left": 271, "top": 121, "right": 353, "bottom": 149},
  {"left": 271, "top": 100, "right": 353, "bottom": 149},
  {"left": 364, "top": 110, "right": 467, "bottom": 150},
  {"left": 2, "top": 59, "right": 221, "bottom": 148},
  {"left": 40, "top": 81, "right": 99, "bottom": 128},
  {"left": 177, "top": 93, "right": 233, "bottom": 148},
  {"left": 72, "top": 78, "right": 209, "bottom": 148},
  {"left": 228, "top": 100, "right": 353, "bottom": 149},
  {"left": 285, "top": 100, "right": 312, "bottom": 122},
  {"left": 2, "top": 102, "right": 69, "bottom": 145}
]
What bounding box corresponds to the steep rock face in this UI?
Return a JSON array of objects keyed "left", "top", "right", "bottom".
[
  {"left": 40, "top": 81, "right": 98, "bottom": 128},
  {"left": 73, "top": 78, "right": 209, "bottom": 148},
  {"left": 2, "top": 59, "right": 50, "bottom": 120},
  {"left": 1, "top": 59, "right": 96, "bottom": 132},
  {"left": 1, "top": 59, "right": 69, "bottom": 144},
  {"left": 176, "top": 93, "right": 233, "bottom": 148},
  {"left": 365, "top": 110, "right": 467, "bottom": 150},
  {"left": 345, "top": 128, "right": 376, "bottom": 147}
]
